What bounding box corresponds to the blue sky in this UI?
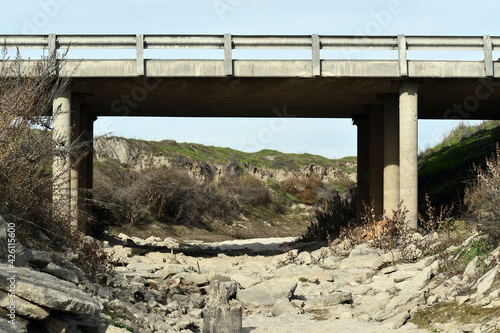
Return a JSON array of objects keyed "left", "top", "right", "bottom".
[{"left": 2, "top": 0, "right": 498, "bottom": 158}]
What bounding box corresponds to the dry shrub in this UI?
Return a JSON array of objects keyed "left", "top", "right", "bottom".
[
  {"left": 302, "top": 189, "right": 357, "bottom": 241},
  {"left": 464, "top": 142, "right": 500, "bottom": 245},
  {"left": 0, "top": 48, "right": 110, "bottom": 278},
  {"left": 418, "top": 193, "right": 456, "bottom": 234},
  {"left": 283, "top": 171, "right": 323, "bottom": 205},
  {"left": 219, "top": 173, "right": 271, "bottom": 206},
  {"left": 94, "top": 162, "right": 236, "bottom": 226},
  {"left": 0, "top": 47, "right": 75, "bottom": 243},
  {"left": 339, "top": 201, "right": 412, "bottom": 253}
]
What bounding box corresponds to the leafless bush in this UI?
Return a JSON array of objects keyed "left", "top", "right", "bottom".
[
  {"left": 302, "top": 189, "right": 357, "bottom": 241},
  {"left": 464, "top": 142, "right": 500, "bottom": 245},
  {"left": 219, "top": 173, "right": 272, "bottom": 206},
  {"left": 0, "top": 47, "right": 110, "bottom": 278},
  {"left": 0, "top": 47, "right": 74, "bottom": 242},
  {"left": 418, "top": 193, "right": 455, "bottom": 235},
  {"left": 283, "top": 171, "right": 323, "bottom": 205},
  {"left": 93, "top": 161, "right": 237, "bottom": 226}
]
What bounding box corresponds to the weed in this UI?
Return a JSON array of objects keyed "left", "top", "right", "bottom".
[{"left": 298, "top": 277, "right": 309, "bottom": 282}]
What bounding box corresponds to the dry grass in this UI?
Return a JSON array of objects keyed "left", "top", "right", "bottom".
[{"left": 465, "top": 142, "right": 500, "bottom": 246}]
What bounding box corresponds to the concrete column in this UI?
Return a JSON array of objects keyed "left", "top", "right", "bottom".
[
  {"left": 353, "top": 115, "right": 369, "bottom": 222},
  {"left": 79, "top": 109, "right": 96, "bottom": 235},
  {"left": 52, "top": 86, "right": 72, "bottom": 223},
  {"left": 368, "top": 105, "right": 384, "bottom": 217},
  {"left": 382, "top": 95, "right": 400, "bottom": 216},
  {"left": 70, "top": 96, "right": 80, "bottom": 231},
  {"left": 399, "top": 80, "right": 419, "bottom": 229}
]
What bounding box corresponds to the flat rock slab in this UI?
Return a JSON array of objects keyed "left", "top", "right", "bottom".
[
  {"left": 0, "top": 264, "right": 102, "bottom": 315},
  {"left": 0, "top": 290, "right": 50, "bottom": 320},
  {"left": 340, "top": 254, "right": 384, "bottom": 270},
  {"left": 304, "top": 292, "right": 353, "bottom": 309},
  {"left": 237, "top": 279, "right": 297, "bottom": 307}
]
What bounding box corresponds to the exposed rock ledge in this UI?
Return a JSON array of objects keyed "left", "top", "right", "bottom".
[{"left": 94, "top": 137, "right": 357, "bottom": 184}]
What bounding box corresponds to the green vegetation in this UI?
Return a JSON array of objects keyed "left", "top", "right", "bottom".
[
  {"left": 298, "top": 277, "right": 309, "bottom": 282},
  {"left": 109, "top": 136, "right": 350, "bottom": 172},
  {"left": 418, "top": 120, "right": 500, "bottom": 211}
]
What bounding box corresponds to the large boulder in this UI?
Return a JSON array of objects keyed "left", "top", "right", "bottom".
[{"left": 0, "top": 264, "right": 102, "bottom": 315}]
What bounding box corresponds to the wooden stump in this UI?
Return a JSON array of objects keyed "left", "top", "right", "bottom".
[{"left": 203, "top": 282, "right": 242, "bottom": 333}]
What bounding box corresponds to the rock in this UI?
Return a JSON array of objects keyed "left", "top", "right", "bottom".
[
  {"left": 320, "top": 256, "right": 340, "bottom": 269},
  {"left": 340, "top": 246, "right": 384, "bottom": 270},
  {"left": 105, "top": 245, "right": 133, "bottom": 264},
  {"left": 25, "top": 250, "right": 54, "bottom": 269},
  {"left": 304, "top": 292, "right": 352, "bottom": 309},
  {"left": 209, "top": 273, "right": 232, "bottom": 283},
  {"left": 156, "top": 264, "right": 190, "bottom": 279},
  {"left": 189, "top": 308, "right": 203, "bottom": 319},
  {"left": 386, "top": 263, "right": 437, "bottom": 309},
  {"left": 179, "top": 273, "right": 209, "bottom": 287},
  {"left": 456, "top": 295, "right": 470, "bottom": 306},
  {"left": 0, "top": 316, "right": 27, "bottom": 333},
  {"left": 474, "top": 265, "right": 498, "bottom": 297},
  {"left": 394, "top": 273, "right": 417, "bottom": 283},
  {"left": 297, "top": 251, "right": 314, "bottom": 265},
  {"left": 237, "top": 278, "right": 298, "bottom": 307},
  {"left": 462, "top": 257, "right": 479, "bottom": 283},
  {"left": 127, "top": 261, "right": 156, "bottom": 273},
  {"left": 381, "top": 266, "right": 397, "bottom": 274},
  {"left": 0, "top": 290, "right": 50, "bottom": 320},
  {"left": 42, "top": 262, "right": 79, "bottom": 284},
  {"left": 383, "top": 310, "right": 410, "bottom": 329},
  {"left": 107, "top": 299, "right": 141, "bottom": 321},
  {"left": 271, "top": 299, "right": 298, "bottom": 316},
  {"left": 294, "top": 281, "right": 325, "bottom": 299},
  {"left": 0, "top": 264, "right": 102, "bottom": 315},
  {"left": 231, "top": 274, "right": 260, "bottom": 289},
  {"left": 458, "top": 323, "right": 482, "bottom": 332},
  {"left": 237, "top": 288, "right": 277, "bottom": 307}
]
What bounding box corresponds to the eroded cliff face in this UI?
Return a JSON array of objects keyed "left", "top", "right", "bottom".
[{"left": 94, "top": 137, "right": 357, "bottom": 184}]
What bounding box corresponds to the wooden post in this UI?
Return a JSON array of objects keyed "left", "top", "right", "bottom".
[{"left": 203, "top": 282, "right": 242, "bottom": 333}]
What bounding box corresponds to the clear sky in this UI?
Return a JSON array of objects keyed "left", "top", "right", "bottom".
[{"left": 2, "top": 0, "right": 498, "bottom": 158}]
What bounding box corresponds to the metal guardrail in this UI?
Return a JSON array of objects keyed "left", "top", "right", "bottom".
[{"left": 1, "top": 34, "right": 498, "bottom": 77}]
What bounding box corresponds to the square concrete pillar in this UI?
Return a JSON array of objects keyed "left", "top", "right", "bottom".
[{"left": 399, "top": 81, "right": 418, "bottom": 229}]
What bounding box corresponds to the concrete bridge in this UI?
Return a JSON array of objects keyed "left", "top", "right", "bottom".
[{"left": 4, "top": 34, "right": 500, "bottom": 231}]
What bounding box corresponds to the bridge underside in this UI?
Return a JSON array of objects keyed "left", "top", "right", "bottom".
[
  {"left": 54, "top": 76, "right": 500, "bottom": 233},
  {"left": 71, "top": 77, "right": 500, "bottom": 119}
]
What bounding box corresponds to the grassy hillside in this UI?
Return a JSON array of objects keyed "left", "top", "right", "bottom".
[
  {"left": 109, "top": 137, "right": 356, "bottom": 173},
  {"left": 418, "top": 120, "right": 500, "bottom": 211}
]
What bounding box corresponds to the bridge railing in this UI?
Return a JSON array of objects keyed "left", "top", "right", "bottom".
[{"left": 1, "top": 34, "right": 498, "bottom": 77}]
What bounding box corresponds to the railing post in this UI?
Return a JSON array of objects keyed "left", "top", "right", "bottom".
[
  {"left": 48, "top": 34, "right": 57, "bottom": 55},
  {"left": 312, "top": 34, "right": 321, "bottom": 77},
  {"left": 483, "top": 35, "right": 494, "bottom": 77},
  {"left": 136, "top": 33, "right": 145, "bottom": 76},
  {"left": 398, "top": 34, "right": 408, "bottom": 77},
  {"left": 224, "top": 33, "right": 233, "bottom": 76}
]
